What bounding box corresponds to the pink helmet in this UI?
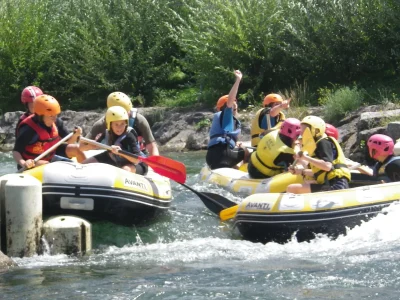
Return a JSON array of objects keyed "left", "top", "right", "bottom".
[
  {"left": 325, "top": 123, "right": 339, "bottom": 140},
  {"left": 21, "top": 86, "right": 44, "bottom": 104},
  {"left": 367, "top": 134, "right": 394, "bottom": 159},
  {"left": 280, "top": 118, "right": 301, "bottom": 140}
]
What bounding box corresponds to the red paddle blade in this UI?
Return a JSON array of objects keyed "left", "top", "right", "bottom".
[{"left": 139, "top": 155, "right": 187, "bottom": 184}]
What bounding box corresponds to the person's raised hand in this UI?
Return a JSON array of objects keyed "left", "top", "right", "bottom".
[{"left": 234, "top": 70, "right": 242, "bottom": 81}]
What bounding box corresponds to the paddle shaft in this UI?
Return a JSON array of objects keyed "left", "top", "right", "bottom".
[
  {"left": 80, "top": 137, "right": 187, "bottom": 183},
  {"left": 18, "top": 132, "right": 74, "bottom": 173},
  {"left": 80, "top": 137, "right": 142, "bottom": 164}
]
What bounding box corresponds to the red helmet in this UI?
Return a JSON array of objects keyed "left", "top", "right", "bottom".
[
  {"left": 21, "top": 86, "right": 43, "bottom": 104},
  {"left": 367, "top": 134, "right": 394, "bottom": 159},
  {"left": 325, "top": 123, "right": 339, "bottom": 140},
  {"left": 279, "top": 118, "right": 301, "bottom": 140}
]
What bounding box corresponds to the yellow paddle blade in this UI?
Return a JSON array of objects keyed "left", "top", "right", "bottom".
[
  {"left": 300, "top": 127, "right": 317, "bottom": 155},
  {"left": 219, "top": 204, "right": 239, "bottom": 221},
  {"left": 238, "top": 163, "right": 248, "bottom": 172}
]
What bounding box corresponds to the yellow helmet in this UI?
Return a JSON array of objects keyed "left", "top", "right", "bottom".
[
  {"left": 106, "top": 92, "right": 132, "bottom": 112},
  {"left": 301, "top": 115, "right": 326, "bottom": 138},
  {"left": 105, "top": 106, "right": 129, "bottom": 130}
]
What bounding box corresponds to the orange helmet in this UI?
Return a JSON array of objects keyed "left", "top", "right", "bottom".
[
  {"left": 263, "top": 93, "right": 283, "bottom": 107},
  {"left": 33, "top": 94, "right": 61, "bottom": 116},
  {"left": 216, "top": 95, "right": 229, "bottom": 111}
]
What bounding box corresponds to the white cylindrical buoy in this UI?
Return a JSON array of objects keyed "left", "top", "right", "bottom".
[
  {"left": 0, "top": 174, "right": 16, "bottom": 252},
  {"left": 3, "top": 174, "right": 42, "bottom": 258},
  {"left": 43, "top": 216, "right": 92, "bottom": 255}
]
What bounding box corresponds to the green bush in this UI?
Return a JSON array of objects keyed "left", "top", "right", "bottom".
[
  {"left": 0, "top": 0, "right": 183, "bottom": 111},
  {"left": 1, "top": 0, "right": 400, "bottom": 113},
  {"left": 323, "top": 86, "right": 364, "bottom": 123},
  {"left": 195, "top": 118, "right": 212, "bottom": 130},
  {"left": 155, "top": 87, "right": 200, "bottom": 108}
]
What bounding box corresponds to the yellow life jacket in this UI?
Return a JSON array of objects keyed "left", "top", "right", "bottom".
[
  {"left": 311, "top": 136, "right": 351, "bottom": 184},
  {"left": 250, "top": 108, "right": 285, "bottom": 147},
  {"left": 250, "top": 130, "right": 294, "bottom": 177}
]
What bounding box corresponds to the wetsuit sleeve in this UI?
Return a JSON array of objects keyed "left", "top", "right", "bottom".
[
  {"left": 273, "top": 152, "right": 295, "bottom": 169},
  {"left": 13, "top": 125, "right": 37, "bottom": 153},
  {"left": 220, "top": 107, "right": 234, "bottom": 131},
  {"left": 86, "top": 117, "right": 107, "bottom": 139},
  {"left": 314, "top": 139, "right": 334, "bottom": 162},
  {"left": 56, "top": 118, "right": 69, "bottom": 138},
  {"left": 385, "top": 160, "right": 400, "bottom": 182},
  {"left": 135, "top": 113, "right": 155, "bottom": 144},
  {"left": 120, "top": 132, "right": 141, "bottom": 156}
]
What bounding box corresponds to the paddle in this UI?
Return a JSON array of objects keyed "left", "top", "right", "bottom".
[
  {"left": 80, "top": 137, "right": 187, "bottom": 184},
  {"left": 81, "top": 138, "right": 238, "bottom": 214},
  {"left": 18, "top": 132, "right": 74, "bottom": 173},
  {"left": 219, "top": 127, "right": 317, "bottom": 221},
  {"left": 179, "top": 183, "right": 237, "bottom": 215}
]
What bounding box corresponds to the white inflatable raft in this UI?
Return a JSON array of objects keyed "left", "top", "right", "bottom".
[{"left": 23, "top": 161, "right": 172, "bottom": 225}]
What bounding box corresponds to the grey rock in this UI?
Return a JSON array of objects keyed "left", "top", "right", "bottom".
[
  {"left": 386, "top": 122, "right": 400, "bottom": 141},
  {"left": 358, "top": 127, "right": 387, "bottom": 143},
  {"left": 0, "top": 251, "right": 17, "bottom": 271},
  {"left": 1, "top": 104, "right": 400, "bottom": 160},
  {"left": 358, "top": 109, "right": 400, "bottom": 131}
]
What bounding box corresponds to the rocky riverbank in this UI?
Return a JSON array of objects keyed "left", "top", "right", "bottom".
[{"left": 1, "top": 104, "right": 400, "bottom": 164}]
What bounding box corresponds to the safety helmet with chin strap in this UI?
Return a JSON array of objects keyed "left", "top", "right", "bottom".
[
  {"left": 301, "top": 115, "right": 326, "bottom": 138},
  {"left": 105, "top": 106, "right": 129, "bottom": 130}
]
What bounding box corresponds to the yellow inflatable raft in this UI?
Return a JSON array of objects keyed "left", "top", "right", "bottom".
[
  {"left": 233, "top": 182, "right": 400, "bottom": 243},
  {"left": 200, "top": 165, "right": 382, "bottom": 196},
  {"left": 200, "top": 165, "right": 303, "bottom": 195}
]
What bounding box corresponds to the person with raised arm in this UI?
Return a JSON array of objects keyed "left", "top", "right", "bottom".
[
  {"left": 205, "top": 70, "right": 249, "bottom": 170},
  {"left": 250, "top": 93, "right": 290, "bottom": 147}
]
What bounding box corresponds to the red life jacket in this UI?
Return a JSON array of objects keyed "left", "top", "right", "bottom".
[
  {"left": 19, "top": 111, "right": 31, "bottom": 122},
  {"left": 18, "top": 115, "right": 60, "bottom": 161}
]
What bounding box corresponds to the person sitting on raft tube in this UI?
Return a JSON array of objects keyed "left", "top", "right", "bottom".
[
  {"left": 16, "top": 86, "right": 86, "bottom": 163},
  {"left": 247, "top": 118, "right": 301, "bottom": 179},
  {"left": 81, "top": 106, "right": 148, "bottom": 175},
  {"left": 250, "top": 93, "right": 290, "bottom": 147},
  {"left": 286, "top": 116, "right": 351, "bottom": 194},
  {"left": 355, "top": 134, "right": 400, "bottom": 182},
  {"left": 13, "top": 95, "right": 83, "bottom": 170},
  {"left": 206, "top": 70, "right": 250, "bottom": 170},
  {"left": 84, "top": 91, "right": 158, "bottom": 156}
]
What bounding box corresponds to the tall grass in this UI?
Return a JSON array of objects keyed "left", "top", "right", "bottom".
[{"left": 323, "top": 87, "right": 364, "bottom": 123}]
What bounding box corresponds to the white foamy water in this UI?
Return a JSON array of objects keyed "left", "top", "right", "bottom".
[{"left": 2, "top": 151, "right": 400, "bottom": 299}]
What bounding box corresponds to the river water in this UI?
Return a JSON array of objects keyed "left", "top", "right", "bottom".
[{"left": 1, "top": 151, "right": 400, "bottom": 299}]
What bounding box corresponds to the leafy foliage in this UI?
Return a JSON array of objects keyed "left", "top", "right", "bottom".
[{"left": 0, "top": 0, "right": 400, "bottom": 114}]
